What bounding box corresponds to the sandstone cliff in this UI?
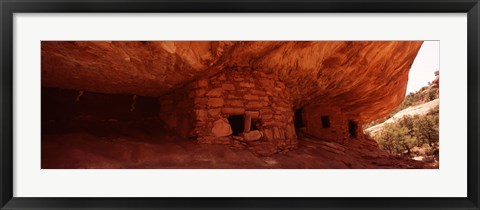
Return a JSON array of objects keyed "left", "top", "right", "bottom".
[{"left": 42, "top": 41, "right": 422, "bottom": 123}]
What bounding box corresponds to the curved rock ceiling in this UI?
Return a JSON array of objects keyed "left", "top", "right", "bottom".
[{"left": 41, "top": 41, "right": 423, "bottom": 122}]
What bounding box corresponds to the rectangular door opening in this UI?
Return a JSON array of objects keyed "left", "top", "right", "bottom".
[
  {"left": 321, "top": 116, "right": 330, "bottom": 128},
  {"left": 348, "top": 120, "right": 357, "bottom": 138},
  {"left": 294, "top": 108, "right": 304, "bottom": 129}
]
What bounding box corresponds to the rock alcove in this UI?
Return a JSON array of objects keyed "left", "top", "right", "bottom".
[{"left": 41, "top": 41, "right": 427, "bottom": 168}]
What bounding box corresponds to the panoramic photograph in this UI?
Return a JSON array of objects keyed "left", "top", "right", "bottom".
[{"left": 41, "top": 41, "right": 439, "bottom": 169}]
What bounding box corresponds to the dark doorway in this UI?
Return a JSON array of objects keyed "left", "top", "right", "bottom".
[
  {"left": 294, "top": 108, "right": 304, "bottom": 129},
  {"left": 321, "top": 116, "right": 330, "bottom": 128},
  {"left": 228, "top": 115, "right": 245, "bottom": 136},
  {"left": 348, "top": 120, "right": 357, "bottom": 138}
]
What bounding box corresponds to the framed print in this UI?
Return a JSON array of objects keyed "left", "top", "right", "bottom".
[{"left": 1, "top": 0, "right": 479, "bottom": 209}]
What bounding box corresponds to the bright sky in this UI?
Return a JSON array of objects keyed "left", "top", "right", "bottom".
[{"left": 406, "top": 41, "right": 440, "bottom": 94}]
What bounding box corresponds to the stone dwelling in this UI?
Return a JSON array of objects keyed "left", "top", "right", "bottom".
[
  {"left": 159, "top": 69, "right": 297, "bottom": 156},
  {"left": 158, "top": 67, "right": 375, "bottom": 156}
]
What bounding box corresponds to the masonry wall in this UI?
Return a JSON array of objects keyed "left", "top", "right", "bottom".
[
  {"left": 189, "top": 69, "right": 297, "bottom": 156},
  {"left": 158, "top": 87, "right": 195, "bottom": 138},
  {"left": 303, "top": 104, "right": 350, "bottom": 143}
]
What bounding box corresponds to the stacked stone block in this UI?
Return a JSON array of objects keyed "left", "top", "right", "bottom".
[{"left": 188, "top": 69, "right": 297, "bottom": 156}]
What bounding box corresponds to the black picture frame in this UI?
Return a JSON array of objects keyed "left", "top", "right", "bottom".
[{"left": 1, "top": 0, "right": 479, "bottom": 209}]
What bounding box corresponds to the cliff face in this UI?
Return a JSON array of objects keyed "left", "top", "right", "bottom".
[{"left": 42, "top": 41, "right": 422, "bottom": 123}]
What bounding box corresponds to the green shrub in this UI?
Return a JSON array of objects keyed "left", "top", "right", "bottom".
[
  {"left": 371, "top": 106, "right": 439, "bottom": 158},
  {"left": 376, "top": 122, "right": 416, "bottom": 156}
]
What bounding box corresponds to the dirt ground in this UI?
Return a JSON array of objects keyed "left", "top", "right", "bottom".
[{"left": 41, "top": 119, "right": 433, "bottom": 169}]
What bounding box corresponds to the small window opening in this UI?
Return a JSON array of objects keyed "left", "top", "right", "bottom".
[
  {"left": 348, "top": 120, "right": 357, "bottom": 138},
  {"left": 294, "top": 108, "right": 304, "bottom": 129},
  {"left": 321, "top": 116, "right": 330, "bottom": 128},
  {"left": 228, "top": 115, "right": 245, "bottom": 136}
]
